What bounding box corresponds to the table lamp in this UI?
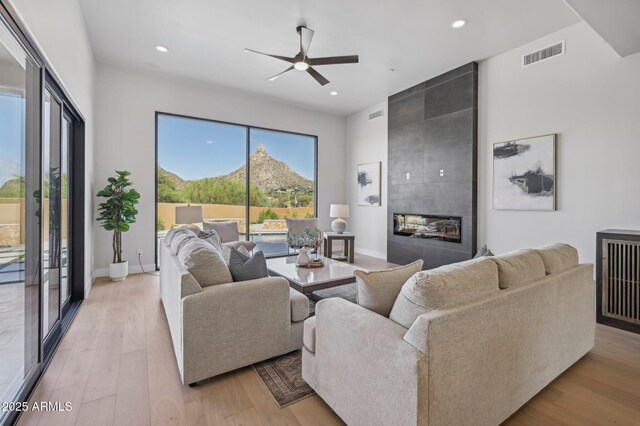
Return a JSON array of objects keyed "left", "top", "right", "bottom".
[
  {"left": 175, "top": 205, "right": 203, "bottom": 225},
  {"left": 329, "top": 204, "right": 349, "bottom": 234}
]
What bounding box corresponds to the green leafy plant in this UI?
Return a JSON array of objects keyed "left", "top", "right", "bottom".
[
  {"left": 96, "top": 171, "right": 140, "bottom": 264},
  {"left": 256, "top": 208, "right": 279, "bottom": 224}
]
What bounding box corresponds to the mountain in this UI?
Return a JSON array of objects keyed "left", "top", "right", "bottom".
[
  {"left": 158, "top": 167, "right": 187, "bottom": 189},
  {"left": 224, "top": 144, "right": 313, "bottom": 194}
]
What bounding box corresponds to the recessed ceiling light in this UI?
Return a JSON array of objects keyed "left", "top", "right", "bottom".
[
  {"left": 389, "top": 68, "right": 395, "bottom": 72},
  {"left": 330, "top": 91, "right": 339, "bottom": 96},
  {"left": 451, "top": 19, "right": 467, "bottom": 29},
  {"left": 155, "top": 45, "right": 169, "bottom": 53}
]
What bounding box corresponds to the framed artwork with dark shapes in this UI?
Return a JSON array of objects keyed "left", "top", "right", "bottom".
[
  {"left": 357, "top": 162, "right": 381, "bottom": 206},
  {"left": 493, "top": 134, "right": 556, "bottom": 211}
]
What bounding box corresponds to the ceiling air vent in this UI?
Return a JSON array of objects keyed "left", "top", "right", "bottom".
[
  {"left": 522, "top": 41, "right": 565, "bottom": 67},
  {"left": 368, "top": 109, "right": 384, "bottom": 121}
]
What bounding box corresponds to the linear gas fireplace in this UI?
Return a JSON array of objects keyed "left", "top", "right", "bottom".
[{"left": 393, "top": 213, "right": 462, "bottom": 243}]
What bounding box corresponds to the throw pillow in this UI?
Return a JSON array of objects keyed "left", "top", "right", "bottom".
[
  {"left": 354, "top": 260, "right": 423, "bottom": 317},
  {"left": 169, "top": 230, "right": 197, "bottom": 255},
  {"left": 473, "top": 245, "right": 495, "bottom": 258},
  {"left": 223, "top": 240, "right": 257, "bottom": 252},
  {"left": 228, "top": 249, "right": 269, "bottom": 282},
  {"left": 389, "top": 257, "right": 500, "bottom": 329},
  {"left": 178, "top": 239, "right": 232, "bottom": 287},
  {"left": 198, "top": 229, "right": 224, "bottom": 253},
  {"left": 223, "top": 244, "right": 250, "bottom": 264}
]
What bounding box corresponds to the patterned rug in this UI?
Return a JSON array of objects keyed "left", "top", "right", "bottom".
[
  {"left": 253, "top": 284, "right": 357, "bottom": 407},
  {"left": 252, "top": 350, "right": 314, "bottom": 407}
]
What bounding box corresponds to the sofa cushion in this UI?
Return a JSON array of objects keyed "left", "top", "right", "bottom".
[
  {"left": 490, "top": 249, "right": 546, "bottom": 289},
  {"left": 534, "top": 243, "right": 579, "bottom": 274},
  {"left": 228, "top": 249, "right": 269, "bottom": 282},
  {"left": 178, "top": 239, "right": 232, "bottom": 287},
  {"left": 165, "top": 227, "right": 190, "bottom": 246},
  {"left": 389, "top": 258, "right": 500, "bottom": 329},
  {"left": 170, "top": 230, "right": 197, "bottom": 255},
  {"left": 355, "top": 260, "right": 423, "bottom": 317},
  {"left": 203, "top": 221, "right": 239, "bottom": 243},
  {"left": 303, "top": 316, "right": 316, "bottom": 353},
  {"left": 198, "top": 229, "right": 224, "bottom": 253},
  {"left": 223, "top": 240, "right": 257, "bottom": 252},
  {"left": 290, "top": 288, "right": 310, "bottom": 322}
]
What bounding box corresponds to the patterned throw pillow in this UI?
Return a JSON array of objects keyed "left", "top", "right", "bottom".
[
  {"left": 228, "top": 248, "right": 269, "bottom": 282},
  {"left": 198, "top": 229, "right": 224, "bottom": 253},
  {"left": 473, "top": 245, "right": 495, "bottom": 258}
]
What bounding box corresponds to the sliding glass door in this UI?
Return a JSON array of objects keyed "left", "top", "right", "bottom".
[
  {"left": 0, "top": 9, "right": 82, "bottom": 422},
  {"left": 156, "top": 113, "right": 317, "bottom": 264},
  {"left": 0, "top": 14, "right": 40, "bottom": 414}
]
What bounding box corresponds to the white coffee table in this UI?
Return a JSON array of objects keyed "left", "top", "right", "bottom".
[{"left": 266, "top": 256, "right": 368, "bottom": 295}]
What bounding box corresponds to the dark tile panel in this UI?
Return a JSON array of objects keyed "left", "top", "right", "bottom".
[
  {"left": 423, "top": 180, "right": 474, "bottom": 217},
  {"left": 387, "top": 240, "right": 424, "bottom": 266},
  {"left": 425, "top": 62, "right": 477, "bottom": 89},
  {"left": 422, "top": 246, "right": 472, "bottom": 270},
  {"left": 423, "top": 144, "right": 474, "bottom": 184},
  {"left": 388, "top": 91, "right": 425, "bottom": 130},
  {"left": 388, "top": 183, "right": 426, "bottom": 201},
  {"left": 388, "top": 82, "right": 425, "bottom": 104},
  {"left": 423, "top": 109, "right": 475, "bottom": 148},
  {"left": 425, "top": 72, "right": 475, "bottom": 120}
]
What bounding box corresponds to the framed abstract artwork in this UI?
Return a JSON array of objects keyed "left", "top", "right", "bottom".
[
  {"left": 493, "top": 134, "right": 556, "bottom": 211},
  {"left": 357, "top": 162, "right": 381, "bottom": 206}
]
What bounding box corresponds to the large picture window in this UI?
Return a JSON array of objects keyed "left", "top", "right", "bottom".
[{"left": 156, "top": 113, "right": 317, "bottom": 262}]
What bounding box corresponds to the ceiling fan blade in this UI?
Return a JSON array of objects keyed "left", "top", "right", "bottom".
[
  {"left": 299, "top": 26, "right": 315, "bottom": 60},
  {"left": 307, "top": 67, "right": 330, "bottom": 86},
  {"left": 309, "top": 55, "right": 359, "bottom": 66},
  {"left": 266, "top": 66, "right": 294, "bottom": 81},
  {"left": 244, "top": 48, "right": 295, "bottom": 63}
]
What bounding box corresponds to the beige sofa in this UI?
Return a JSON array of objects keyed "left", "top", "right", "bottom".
[
  {"left": 302, "top": 244, "right": 595, "bottom": 426},
  {"left": 159, "top": 238, "right": 308, "bottom": 385}
]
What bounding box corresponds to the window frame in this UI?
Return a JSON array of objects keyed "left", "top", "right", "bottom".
[{"left": 154, "top": 111, "right": 319, "bottom": 269}]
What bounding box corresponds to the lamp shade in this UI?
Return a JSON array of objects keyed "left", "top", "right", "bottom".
[
  {"left": 175, "top": 205, "right": 203, "bottom": 224},
  {"left": 329, "top": 204, "right": 349, "bottom": 218}
]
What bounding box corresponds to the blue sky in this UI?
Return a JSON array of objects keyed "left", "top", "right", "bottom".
[
  {"left": 157, "top": 114, "right": 316, "bottom": 181},
  {"left": 0, "top": 94, "right": 24, "bottom": 185}
]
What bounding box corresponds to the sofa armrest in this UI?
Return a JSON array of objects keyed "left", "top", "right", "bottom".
[
  {"left": 289, "top": 288, "right": 309, "bottom": 322},
  {"left": 312, "top": 298, "right": 427, "bottom": 426},
  {"left": 181, "top": 276, "right": 292, "bottom": 383}
]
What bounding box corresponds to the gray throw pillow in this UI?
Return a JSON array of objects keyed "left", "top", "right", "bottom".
[
  {"left": 473, "top": 245, "right": 495, "bottom": 258},
  {"left": 228, "top": 249, "right": 268, "bottom": 282}
]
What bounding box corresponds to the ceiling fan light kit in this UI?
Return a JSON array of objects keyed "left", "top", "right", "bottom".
[{"left": 246, "top": 25, "right": 359, "bottom": 86}]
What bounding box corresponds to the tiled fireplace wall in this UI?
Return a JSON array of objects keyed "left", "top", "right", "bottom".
[{"left": 387, "top": 62, "right": 478, "bottom": 269}]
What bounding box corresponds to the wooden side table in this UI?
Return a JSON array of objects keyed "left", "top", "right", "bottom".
[{"left": 323, "top": 232, "right": 355, "bottom": 263}]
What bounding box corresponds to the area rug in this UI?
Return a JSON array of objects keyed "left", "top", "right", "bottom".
[{"left": 252, "top": 350, "right": 315, "bottom": 407}]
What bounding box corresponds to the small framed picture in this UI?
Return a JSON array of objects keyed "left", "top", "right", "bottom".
[
  {"left": 357, "top": 162, "right": 381, "bottom": 206},
  {"left": 493, "top": 134, "right": 556, "bottom": 211}
]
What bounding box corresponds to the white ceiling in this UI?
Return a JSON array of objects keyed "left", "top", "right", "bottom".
[
  {"left": 564, "top": 0, "right": 640, "bottom": 57},
  {"left": 78, "top": 0, "right": 580, "bottom": 116}
]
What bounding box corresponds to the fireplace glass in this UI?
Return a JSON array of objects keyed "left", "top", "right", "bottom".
[{"left": 393, "top": 213, "right": 462, "bottom": 243}]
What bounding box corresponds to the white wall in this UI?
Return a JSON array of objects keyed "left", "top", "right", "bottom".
[
  {"left": 9, "top": 0, "right": 96, "bottom": 293},
  {"left": 345, "top": 101, "right": 388, "bottom": 259},
  {"left": 94, "top": 64, "right": 346, "bottom": 273},
  {"left": 479, "top": 22, "right": 640, "bottom": 263}
]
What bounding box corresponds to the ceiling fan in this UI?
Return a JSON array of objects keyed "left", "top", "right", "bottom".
[{"left": 244, "top": 25, "right": 359, "bottom": 86}]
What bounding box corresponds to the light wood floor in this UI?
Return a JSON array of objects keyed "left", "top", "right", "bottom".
[{"left": 17, "top": 253, "right": 640, "bottom": 426}]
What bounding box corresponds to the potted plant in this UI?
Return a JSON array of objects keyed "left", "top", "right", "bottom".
[{"left": 96, "top": 170, "right": 140, "bottom": 281}]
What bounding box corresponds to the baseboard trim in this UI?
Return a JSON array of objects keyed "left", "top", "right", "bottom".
[
  {"left": 355, "top": 247, "right": 387, "bottom": 260},
  {"left": 94, "top": 264, "right": 156, "bottom": 278}
]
